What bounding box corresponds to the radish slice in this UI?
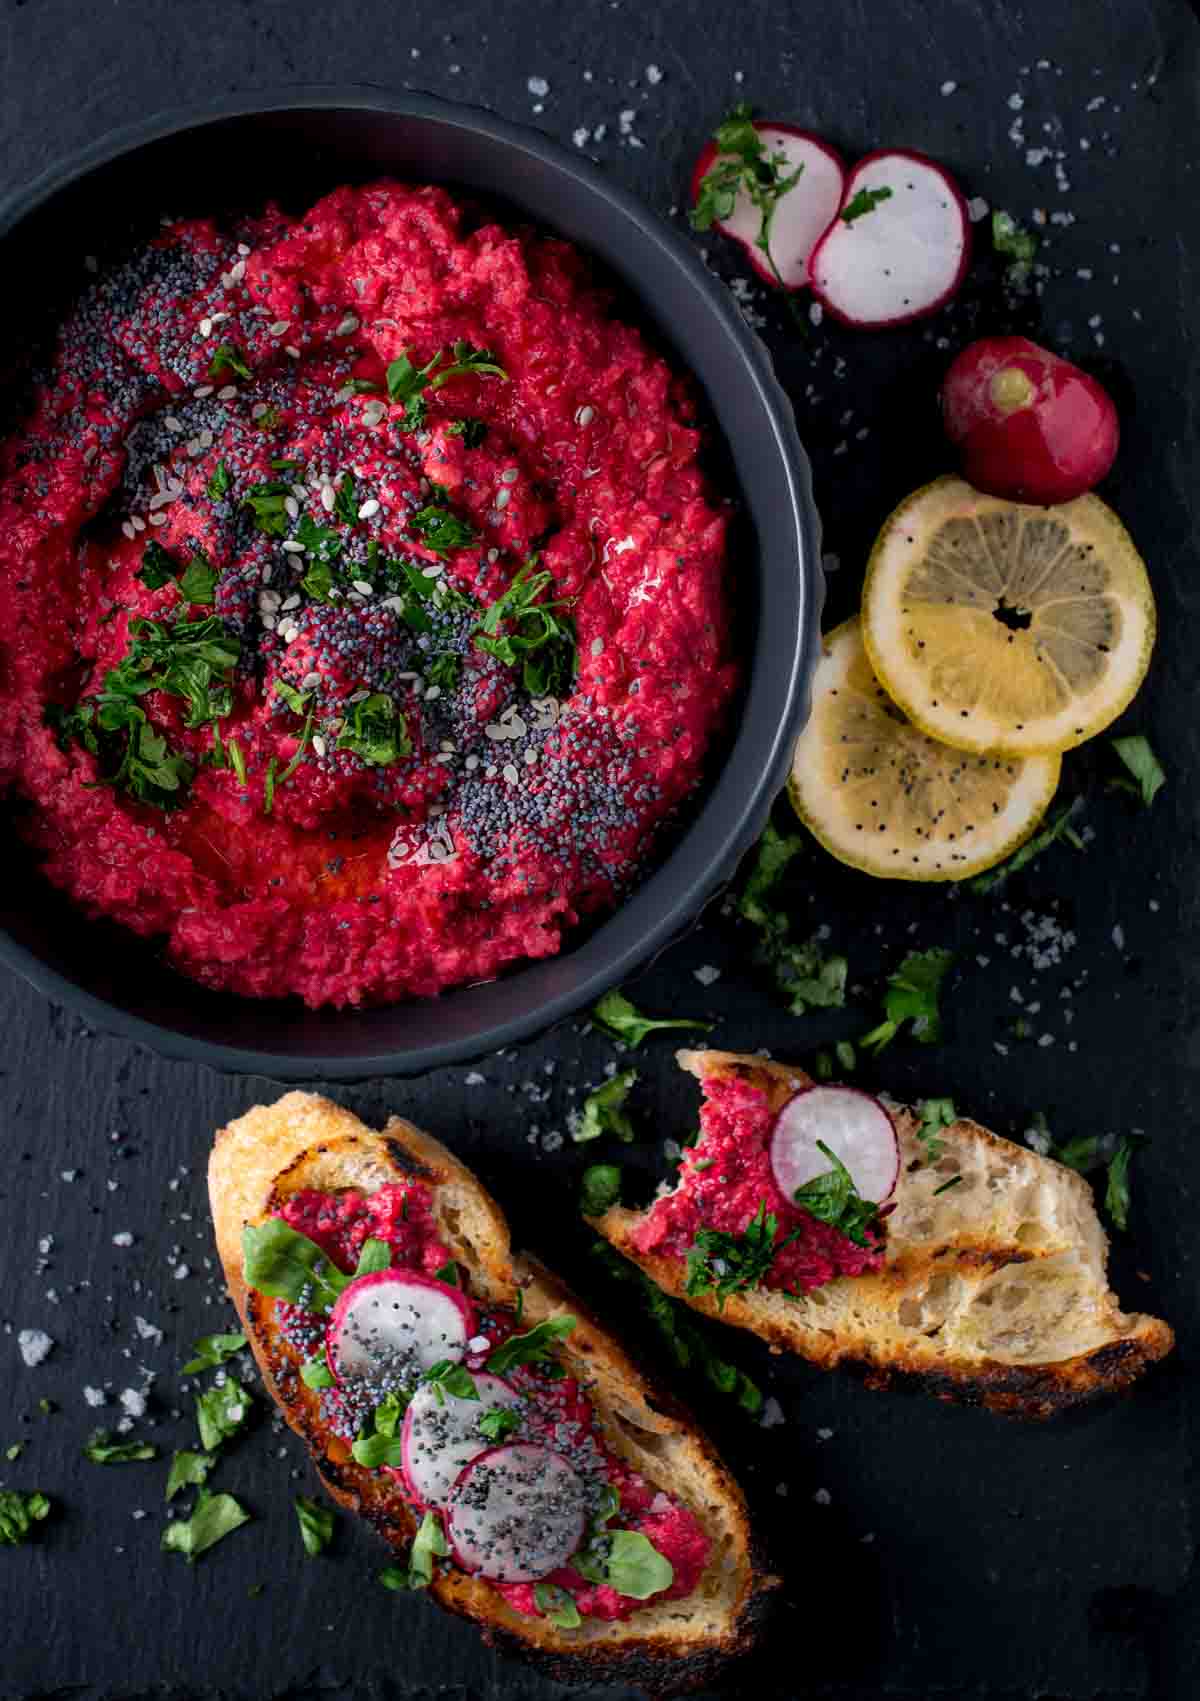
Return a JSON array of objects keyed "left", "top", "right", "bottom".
[
  {"left": 692, "top": 124, "right": 846, "bottom": 289},
  {"left": 401, "top": 1373, "right": 522, "bottom": 1510},
  {"left": 770, "top": 1086, "right": 900, "bottom": 1205},
  {"left": 446, "top": 1443, "right": 588, "bottom": 1583},
  {"left": 327, "top": 1270, "right": 474, "bottom": 1388},
  {"left": 808, "top": 148, "right": 970, "bottom": 328}
]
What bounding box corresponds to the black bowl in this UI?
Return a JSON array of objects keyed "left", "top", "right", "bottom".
[{"left": 0, "top": 87, "right": 822, "bottom": 1079}]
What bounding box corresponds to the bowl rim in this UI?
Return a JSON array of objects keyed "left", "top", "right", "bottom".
[{"left": 0, "top": 84, "right": 822, "bottom": 1079}]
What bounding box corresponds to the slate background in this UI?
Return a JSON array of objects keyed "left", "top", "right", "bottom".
[{"left": 1, "top": 1, "right": 1198, "bottom": 1698}]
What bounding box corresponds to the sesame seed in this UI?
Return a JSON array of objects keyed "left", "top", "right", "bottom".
[
  {"left": 217, "top": 384, "right": 237, "bottom": 400},
  {"left": 193, "top": 384, "right": 214, "bottom": 399},
  {"left": 357, "top": 498, "right": 381, "bottom": 519},
  {"left": 268, "top": 319, "right": 291, "bottom": 336}
]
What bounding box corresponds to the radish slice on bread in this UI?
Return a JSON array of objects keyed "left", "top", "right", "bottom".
[
  {"left": 770, "top": 1086, "right": 900, "bottom": 1205},
  {"left": 447, "top": 1443, "right": 588, "bottom": 1582},
  {"left": 691, "top": 123, "right": 846, "bottom": 289},
  {"left": 402, "top": 1373, "right": 522, "bottom": 1509},
  {"left": 809, "top": 149, "right": 970, "bottom": 327},
  {"left": 327, "top": 1269, "right": 474, "bottom": 1385}
]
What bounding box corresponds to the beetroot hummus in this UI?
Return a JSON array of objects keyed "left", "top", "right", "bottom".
[
  {"left": 264, "top": 1179, "right": 707, "bottom": 1624},
  {"left": 634, "top": 1071, "right": 886, "bottom": 1293},
  {"left": 0, "top": 183, "right": 737, "bottom": 1007}
]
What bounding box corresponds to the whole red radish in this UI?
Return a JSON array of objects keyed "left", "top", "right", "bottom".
[{"left": 941, "top": 336, "right": 1119, "bottom": 504}]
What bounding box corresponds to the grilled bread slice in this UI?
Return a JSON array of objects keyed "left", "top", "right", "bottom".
[
  {"left": 592, "top": 1050, "right": 1173, "bottom": 1419},
  {"left": 209, "top": 1091, "right": 777, "bottom": 1696}
]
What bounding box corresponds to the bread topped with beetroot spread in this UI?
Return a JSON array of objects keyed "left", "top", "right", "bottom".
[
  {"left": 209, "top": 1092, "right": 776, "bottom": 1695},
  {"left": 591, "top": 1049, "right": 1173, "bottom": 1420}
]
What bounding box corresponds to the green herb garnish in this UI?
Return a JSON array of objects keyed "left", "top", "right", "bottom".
[
  {"left": 574, "top": 1070, "right": 639, "bottom": 1144},
  {"left": 424, "top": 1360, "right": 478, "bottom": 1403},
  {"left": 590, "top": 988, "right": 711, "bottom": 1050},
  {"left": 446, "top": 417, "right": 487, "bottom": 447},
  {"left": 351, "top": 1431, "right": 406, "bottom": 1469},
  {"left": 605, "top": 1529, "right": 674, "bottom": 1599},
  {"left": 534, "top": 1581, "right": 582, "bottom": 1627},
  {"left": 580, "top": 1163, "right": 623, "bottom": 1217},
  {"left": 860, "top": 947, "right": 954, "bottom": 1053},
  {"left": 295, "top": 1494, "right": 335, "bottom": 1557},
  {"left": 0, "top": 1490, "right": 51, "bottom": 1546},
  {"left": 841, "top": 185, "right": 893, "bottom": 223},
  {"left": 195, "top": 1378, "right": 253, "bottom": 1452},
  {"left": 474, "top": 558, "right": 576, "bottom": 696},
  {"left": 300, "top": 1358, "right": 335, "bottom": 1390},
  {"left": 166, "top": 1450, "right": 215, "bottom": 1501},
  {"left": 690, "top": 104, "right": 805, "bottom": 304},
  {"left": 478, "top": 1406, "right": 521, "bottom": 1443},
  {"left": 208, "top": 343, "right": 252, "bottom": 381},
  {"left": 969, "top": 799, "right": 1085, "bottom": 895},
  {"left": 1105, "top": 1135, "right": 1147, "bottom": 1232},
  {"left": 378, "top": 1511, "right": 448, "bottom": 1590},
  {"left": 334, "top": 473, "right": 359, "bottom": 527},
  {"left": 181, "top": 1332, "right": 247, "bottom": 1374},
  {"left": 82, "top": 1430, "right": 157, "bottom": 1464},
  {"left": 916, "top": 1098, "right": 957, "bottom": 1162},
  {"left": 793, "top": 1141, "right": 881, "bottom": 1249},
  {"left": 137, "top": 540, "right": 176, "bottom": 590},
  {"left": 992, "top": 209, "right": 1038, "bottom": 285},
  {"left": 684, "top": 1200, "right": 799, "bottom": 1308},
  {"left": 738, "top": 822, "right": 847, "bottom": 1013},
  {"left": 207, "top": 461, "right": 231, "bottom": 500},
  {"left": 409, "top": 504, "right": 477, "bottom": 556},
  {"left": 335, "top": 692, "right": 410, "bottom": 766},
  {"left": 161, "top": 1488, "right": 250, "bottom": 1562},
  {"left": 486, "top": 1316, "right": 576, "bottom": 1376},
  {"left": 241, "top": 1219, "right": 350, "bottom": 1311},
  {"left": 243, "top": 480, "right": 292, "bottom": 537},
  {"left": 1110, "top": 736, "right": 1165, "bottom": 807}
]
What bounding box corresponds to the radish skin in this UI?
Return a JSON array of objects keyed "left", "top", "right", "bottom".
[
  {"left": 692, "top": 125, "right": 847, "bottom": 290},
  {"left": 809, "top": 148, "right": 971, "bottom": 328}
]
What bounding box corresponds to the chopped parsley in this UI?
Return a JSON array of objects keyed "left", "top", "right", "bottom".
[
  {"left": 684, "top": 1200, "right": 799, "bottom": 1308},
  {"left": 446, "top": 417, "right": 487, "bottom": 447},
  {"left": 580, "top": 1163, "right": 623, "bottom": 1217},
  {"left": 574, "top": 1070, "right": 638, "bottom": 1143},
  {"left": 295, "top": 1494, "right": 335, "bottom": 1557},
  {"left": 208, "top": 343, "right": 252, "bottom": 381},
  {"left": 793, "top": 1142, "right": 881, "bottom": 1248},
  {"left": 334, "top": 473, "right": 359, "bottom": 527},
  {"left": 860, "top": 947, "right": 954, "bottom": 1053},
  {"left": 176, "top": 554, "right": 218, "bottom": 605},
  {"left": 82, "top": 1431, "right": 157, "bottom": 1464},
  {"left": 181, "top": 1332, "right": 247, "bottom": 1374},
  {"left": 0, "top": 1490, "right": 51, "bottom": 1546},
  {"left": 137, "top": 540, "right": 176, "bottom": 590},
  {"left": 241, "top": 1219, "right": 351, "bottom": 1311},
  {"left": 166, "top": 1450, "right": 215, "bottom": 1501},
  {"left": 992, "top": 209, "right": 1038, "bottom": 285},
  {"left": 335, "top": 692, "right": 410, "bottom": 766},
  {"left": 591, "top": 988, "right": 711, "bottom": 1049},
  {"left": 478, "top": 1406, "right": 521, "bottom": 1443},
  {"left": 841, "top": 185, "right": 894, "bottom": 223},
  {"left": 592, "top": 1241, "right": 761, "bottom": 1414},
  {"left": 473, "top": 557, "right": 576, "bottom": 696},
  {"left": 916, "top": 1098, "right": 957, "bottom": 1162},
  {"left": 738, "top": 822, "right": 847, "bottom": 1014},
  {"left": 690, "top": 103, "right": 805, "bottom": 302},
  {"left": 1105, "top": 1135, "right": 1147, "bottom": 1232},
  {"left": 206, "top": 460, "right": 231, "bottom": 500},
  {"left": 409, "top": 504, "right": 477, "bottom": 556},
  {"left": 243, "top": 479, "right": 292, "bottom": 537},
  {"left": 932, "top": 1175, "right": 964, "bottom": 1197},
  {"left": 350, "top": 1430, "right": 405, "bottom": 1469},
  {"left": 195, "top": 1378, "right": 253, "bottom": 1452},
  {"left": 161, "top": 1488, "right": 250, "bottom": 1562},
  {"left": 1110, "top": 736, "right": 1165, "bottom": 807},
  {"left": 969, "top": 798, "right": 1085, "bottom": 895},
  {"left": 378, "top": 1511, "right": 448, "bottom": 1590},
  {"left": 486, "top": 1315, "right": 576, "bottom": 1376}
]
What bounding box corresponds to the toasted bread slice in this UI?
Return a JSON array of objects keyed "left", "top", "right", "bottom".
[
  {"left": 209, "top": 1092, "right": 777, "bottom": 1696},
  {"left": 593, "top": 1050, "right": 1173, "bottom": 1419}
]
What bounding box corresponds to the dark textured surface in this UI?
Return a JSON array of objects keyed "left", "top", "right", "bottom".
[{"left": 1, "top": 2, "right": 1197, "bottom": 1699}]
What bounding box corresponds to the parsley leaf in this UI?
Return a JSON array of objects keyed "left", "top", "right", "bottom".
[
  {"left": 334, "top": 473, "right": 358, "bottom": 527},
  {"left": 860, "top": 947, "right": 954, "bottom": 1053},
  {"left": 295, "top": 1494, "right": 335, "bottom": 1557},
  {"left": 208, "top": 343, "right": 252, "bottom": 381},
  {"left": 446, "top": 417, "right": 487, "bottom": 447},
  {"left": 591, "top": 988, "right": 711, "bottom": 1049},
  {"left": 378, "top": 1511, "right": 448, "bottom": 1590},
  {"left": 684, "top": 1199, "right": 799, "bottom": 1308},
  {"left": 690, "top": 103, "right": 805, "bottom": 300},
  {"left": 409, "top": 504, "right": 478, "bottom": 556},
  {"left": 241, "top": 1219, "right": 351, "bottom": 1311},
  {"left": 478, "top": 1406, "right": 521, "bottom": 1443},
  {"left": 243, "top": 480, "right": 292, "bottom": 536},
  {"left": 916, "top": 1098, "right": 957, "bottom": 1162},
  {"left": 387, "top": 342, "right": 508, "bottom": 434},
  {"left": 474, "top": 558, "right": 576, "bottom": 696},
  {"left": 161, "top": 1487, "right": 250, "bottom": 1562},
  {"left": 176, "top": 554, "right": 218, "bottom": 605},
  {"left": 195, "top": 1378, "right": 253, "bottom": 1452},
  {"left": 424, "top": 1360, "right": 478, "bottom": 1403},
  {"left": 486, "top": 1316, "right": 576, "bottom": 1376},
  {"left": 0, "top": 1490, "right": 51, "bottom": 1545},
  {"left": 969, "top": 798, "right": 1085, "bottom": 894},
  {"left": 181, "top": 1332, "right": 247, "bottom": 1374},
  {"left": 82, "top": 1430, "right": 157, "bottom": 1464},
  {"left": 534, "top": 1581, "right": 582, "bottom": 1628},
  {"left": 591, "top": 1241, "right": 761, "bottom": 1414},
  {"left": 841, "top": 185, "right": 894, "bottom": 223},
  {"left": 738, "top": 822, "right": 847, "bottom": 1013},
  {"left": 207, "top": 461, "right": 231, "bottom": 500},
  {"left": 792, "top": 1141, "right": 881, "bottom": 1248},
  {"left": 580, "top": 1163, "right": 623, "bottom": 1217},
  {"left": 1111, "top": 736, "right": 1165, "bottom": 807},
  {"left": 574, "top": 1070, "right": 639, "bottom": 1143},
  {"left": 605, "top": 1529, "right": 674, "bottom": 1599},
  {"left": 137, "top": 540, "right": 176, "bottom": 590},
  {"left": 335, "top": 692, "right": 411, "bottom": 766},
  {"left": 1053, "top": 1134, "right": 1101, "bottom": 1172},
  {"left": 166, "top": 1450, "right": 214, "bottom": 1501},
  {"left": 1105, "top": 1135, "right": 1147, "bottom": 1232}
]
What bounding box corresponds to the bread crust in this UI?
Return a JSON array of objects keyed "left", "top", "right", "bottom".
[
  {"left": 592, "top": 1050, "right": 1173, "bottom": 1420},
  {"left": 209, "top": 1092, "right": 778, "bottom": 1696}
]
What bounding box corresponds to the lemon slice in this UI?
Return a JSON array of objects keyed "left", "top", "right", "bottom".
[
  {"left": 861, "top": 476, "right": 1155, "bottom": 755},
  {"left": 788, "top": 618, "right": 1061, "bottom": 881}
]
